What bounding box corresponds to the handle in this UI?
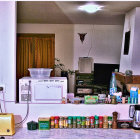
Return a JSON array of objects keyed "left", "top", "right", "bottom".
[{"left": 129, "top": 105, "right": 135, "bottom": 118}]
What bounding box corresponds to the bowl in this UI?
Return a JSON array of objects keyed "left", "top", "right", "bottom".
[{"left": 28, "top": 68, "right": 53, "bottom": 78}]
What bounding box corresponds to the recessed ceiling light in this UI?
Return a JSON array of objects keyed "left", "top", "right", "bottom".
[{"left": 78, "top": 4, "right": 103, "bottom": 13}]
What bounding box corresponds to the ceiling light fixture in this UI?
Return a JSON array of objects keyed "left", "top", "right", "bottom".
[{"left": 78, "top": 4, "right": 103, "bottom": 13}]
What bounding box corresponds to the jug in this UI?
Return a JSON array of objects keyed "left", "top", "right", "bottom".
[{"left": 129, "top": 105, "right": 140, "bottom": 130}]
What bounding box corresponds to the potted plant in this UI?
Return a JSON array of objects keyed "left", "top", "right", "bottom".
[{"left": 54, "top": 58, "right": 75, "bottom": 77}]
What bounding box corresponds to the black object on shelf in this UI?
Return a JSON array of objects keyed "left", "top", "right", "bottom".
[
  {"left": 61, "top": 71, "right": 69, "bottom": 92},
  {"left": 74, "top": 70, "right": 94, "bottom": 97},
  {"left": 0, "top": 137, "right": 5, "bottom": 139},
  {"left": 27, "top": 121, "right": 38, "bottom": 130}
]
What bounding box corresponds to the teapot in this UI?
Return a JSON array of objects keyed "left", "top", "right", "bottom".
[{"left": 129, "top": 105, "right": 140, "bottom": 130}]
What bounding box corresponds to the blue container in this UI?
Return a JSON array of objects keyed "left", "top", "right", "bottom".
[{"left": 130, "top": 87, "right": 138, "bottom": 104}]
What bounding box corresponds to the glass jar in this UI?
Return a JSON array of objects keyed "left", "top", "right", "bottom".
[
  {"left": 62, "top": 97, "right": 66, "bottom": 104},
  {"left": 68, "top": 116, "right": 73, "bottom": 128},
  {"left": 90, "top": 116, "right": 94, "bottom": 128},
  {"left": 103, "top": 116, "right": 108, "bottom": 129},
  {"left": 64, "top": 117, "right": 68, "bottom": 128},
  {"left": 108, "top": 116, "right": 112, "bottom": 128},
  {"left": 77, "top": 116, "right": 81, "bottom": 128},
  {"left": 81, "top": 117, "right": 86, "bottom": 128},
  {"left": 54, "top": 116, "right": 60, "bottom": 129},
  {"left": 73, "top": 116, "right": 77, "bottom": 128},
  {"left": 59, "top": 117, "right": 64, "bottom": 129},
  {"left": 99, "top": 116, "right": 103, "bottom": 128},
  {"left": 50, "top": 116, "right": 55, "bottom": 128},
  {"left": 111, "top": 96, "right": 117, "bottom": 104},
  {"left": 86, "top": 117, "right": 90, "bottom": 128},
  {"left": 94, "top": 115, "right": 99, "bottom": 128}
]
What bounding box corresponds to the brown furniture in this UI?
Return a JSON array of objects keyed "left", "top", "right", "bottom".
[{"left": 115, "top": 72, "right": 140, "bottom": 92}]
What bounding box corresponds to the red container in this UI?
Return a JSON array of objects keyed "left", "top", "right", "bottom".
[
  {"left": 99, "top": 116, "right": 103, "bottom": 128},
  {"left": 54, "top": 116, "right": 60, "bottom": 128},
  {"left": 90, "top": 116, "right": 95, "bottom": 128}
]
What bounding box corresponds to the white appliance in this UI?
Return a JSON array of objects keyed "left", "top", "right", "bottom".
[
  {"left": 19, "top": 77, "right": 67, "bottom": 104},
  {"left": 78, "top": 57, "right": 94, "bottom": 73}
]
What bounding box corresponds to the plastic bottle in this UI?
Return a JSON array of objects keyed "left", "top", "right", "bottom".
[
  {"left": 138, "top": 90, "right": 140, "bottom": 104},
  {"left": 109, "top": 72, "right": 117, "bottom": 96}
]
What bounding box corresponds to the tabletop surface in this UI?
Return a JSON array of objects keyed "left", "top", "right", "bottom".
[{"left": 3, "top": 127, "right": 140, "bottom": 139}]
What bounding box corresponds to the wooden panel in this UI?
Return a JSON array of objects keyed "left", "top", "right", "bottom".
[{"left": 115, "top": 72, "right": 140, "bottom": 84}]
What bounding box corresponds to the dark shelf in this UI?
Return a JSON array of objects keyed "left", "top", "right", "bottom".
[
  {"left": 75, "top": 70, "right": 94, "bottom": 97},
  {"left": 76, "top": 85, "right": 94, "bottom": 87}
]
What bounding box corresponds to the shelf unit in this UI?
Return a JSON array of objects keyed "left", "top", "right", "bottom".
[{"left": 74, "top": 70, "right": 94, "bottom": 97}]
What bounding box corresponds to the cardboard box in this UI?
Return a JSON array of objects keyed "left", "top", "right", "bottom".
[{"left": 38, "top": 117, "right": 50, "bottom": 130}]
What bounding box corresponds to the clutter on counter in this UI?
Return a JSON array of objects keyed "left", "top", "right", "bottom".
[{"left": 27, "top": 111, "right": 133, "bottom": 131}]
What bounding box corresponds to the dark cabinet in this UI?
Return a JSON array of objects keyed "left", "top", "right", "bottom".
[{"left": 74, "top": 70, "right": 94, "bottom": 97}]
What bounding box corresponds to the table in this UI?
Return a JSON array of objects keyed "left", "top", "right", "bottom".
[{"left": 4, "top": 127, "right": 140, "bottom": 139}]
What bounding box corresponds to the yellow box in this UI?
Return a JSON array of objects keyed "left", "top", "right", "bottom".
[{"left": 0, "top": 113, "right": 15, "bottom": 135}]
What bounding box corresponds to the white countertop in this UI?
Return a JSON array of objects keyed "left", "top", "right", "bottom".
[{"left": 4, "top": 127, "right": 140, "bottom": 139}]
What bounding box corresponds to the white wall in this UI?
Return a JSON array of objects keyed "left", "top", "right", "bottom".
[
  {"left": 0, "top": 1, "right": 16, "bottom": 101},
  {"left": 119, "top": 7, "right": 140, "bottom": 75},
  {"left": 119, "top": 9, "right": 136, "bottom": 73},
  {"left": 73, "top": 25, "right": 123, "bottom": 71},
  {"left": 18, "top": 24, "right": 123, "bottom": 92}
]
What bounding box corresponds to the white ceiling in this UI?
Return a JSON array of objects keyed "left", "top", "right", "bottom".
[{"left": 17, "top": 1, "right": 140, "bottom": 25}]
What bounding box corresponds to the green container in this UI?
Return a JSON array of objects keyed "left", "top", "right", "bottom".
[
  {"left": 81, "top": 117, "right": 86, "bottom": 128},
  {"left": 27, "top": 121, "right": 38, "bottom": 130},
  {"left": 84, "top": 96, "right": 98, "bottom": 104},
  {"left": 38, "top": 117, "right": 50, "bottom": 130}
]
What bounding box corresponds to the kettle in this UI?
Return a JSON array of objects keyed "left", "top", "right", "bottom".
[{"left": 129, "top": 105, "right": 140, "bottom": 130}]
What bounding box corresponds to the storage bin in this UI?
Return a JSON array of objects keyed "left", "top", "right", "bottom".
[{"left": 28, "top": 68, "right": 52, "bottom": 78}]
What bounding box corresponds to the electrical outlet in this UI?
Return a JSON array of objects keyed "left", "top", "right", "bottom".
[{"left": 0, "top": 84, "right": 5, "bottom": 93}]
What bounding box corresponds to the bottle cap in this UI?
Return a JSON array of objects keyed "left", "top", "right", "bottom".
[
  {"left": 54, "top": 116, "right": 60, "bottom": 119},
  {"left": 73, "top": 116, "right": 77, "bottom": 120},
  {"left": 108, "top": 116, "right": 112, "bottom": 120},
  {"left": 82, "top": 116, "right": 86, "bottom": 120},
  {"left": 99, "top": 116, "right": 103, "bottom": 119},
  {"left": 77, "top": 116, "right": 81, "bottom": 119},
  {"left": 90, "top": 116, "right": 94, "bottom": 119},
  {"left": 94, "top": 115, "right": 99, "bottom": 119},
  {"left": 51, "top": 116, "right": 54, "bottom": 120},
  {"left": 68, "top": 116, "right": 73, "bottom": 120}
]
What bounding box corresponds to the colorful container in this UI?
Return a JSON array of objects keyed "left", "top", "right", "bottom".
[{"left": 38, "top": 117, "right": 50, "bottom": 130}]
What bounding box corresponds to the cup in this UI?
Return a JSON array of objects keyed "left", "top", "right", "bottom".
[{"left": 122, "top": 97, "right": 125, "bottom": 104}]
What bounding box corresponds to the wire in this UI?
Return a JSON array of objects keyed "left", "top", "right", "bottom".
[
  {"left": 0, "top": 99, "right": 15, "bottom": 102},
  {"left": 3, "top": 91, "right": 7, "bottom": 113},
  {"left": 87, "top": 25, "right": 94, "bottom": 57},
  {"left": 0, "top": 101, "right": 3, "bottom": 113},
  {"left": 15, "top": 80, "right": 31, "bottom": 126}
]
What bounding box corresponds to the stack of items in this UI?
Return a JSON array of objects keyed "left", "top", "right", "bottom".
[{"left": 27, "top": 111, "right": 132, "bottom": 131}]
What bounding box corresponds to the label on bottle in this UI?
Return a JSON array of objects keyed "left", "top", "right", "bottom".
[{"left": 110, "top": 88, "right": 117, "bottom": 96}]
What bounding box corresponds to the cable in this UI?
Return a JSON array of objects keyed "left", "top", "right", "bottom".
[
  {"left": 0, "top": 99, "right": 15, "bottom": 102},
  {"left": 15, "top": 80, "right": 31, "bottom": 126},
  {"left": 87, "top": 25, "right": 94, "bottom": 57},
  {"left": 2, "top": 91, "right": 7, "bottom": 113},
  {"left": 0, "top": 101, "right": 3, "bottom": 113}
]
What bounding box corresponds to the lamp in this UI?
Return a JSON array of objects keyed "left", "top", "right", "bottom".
[{"left": 78, "top": 4, "right": 103, "bottom": 13}]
